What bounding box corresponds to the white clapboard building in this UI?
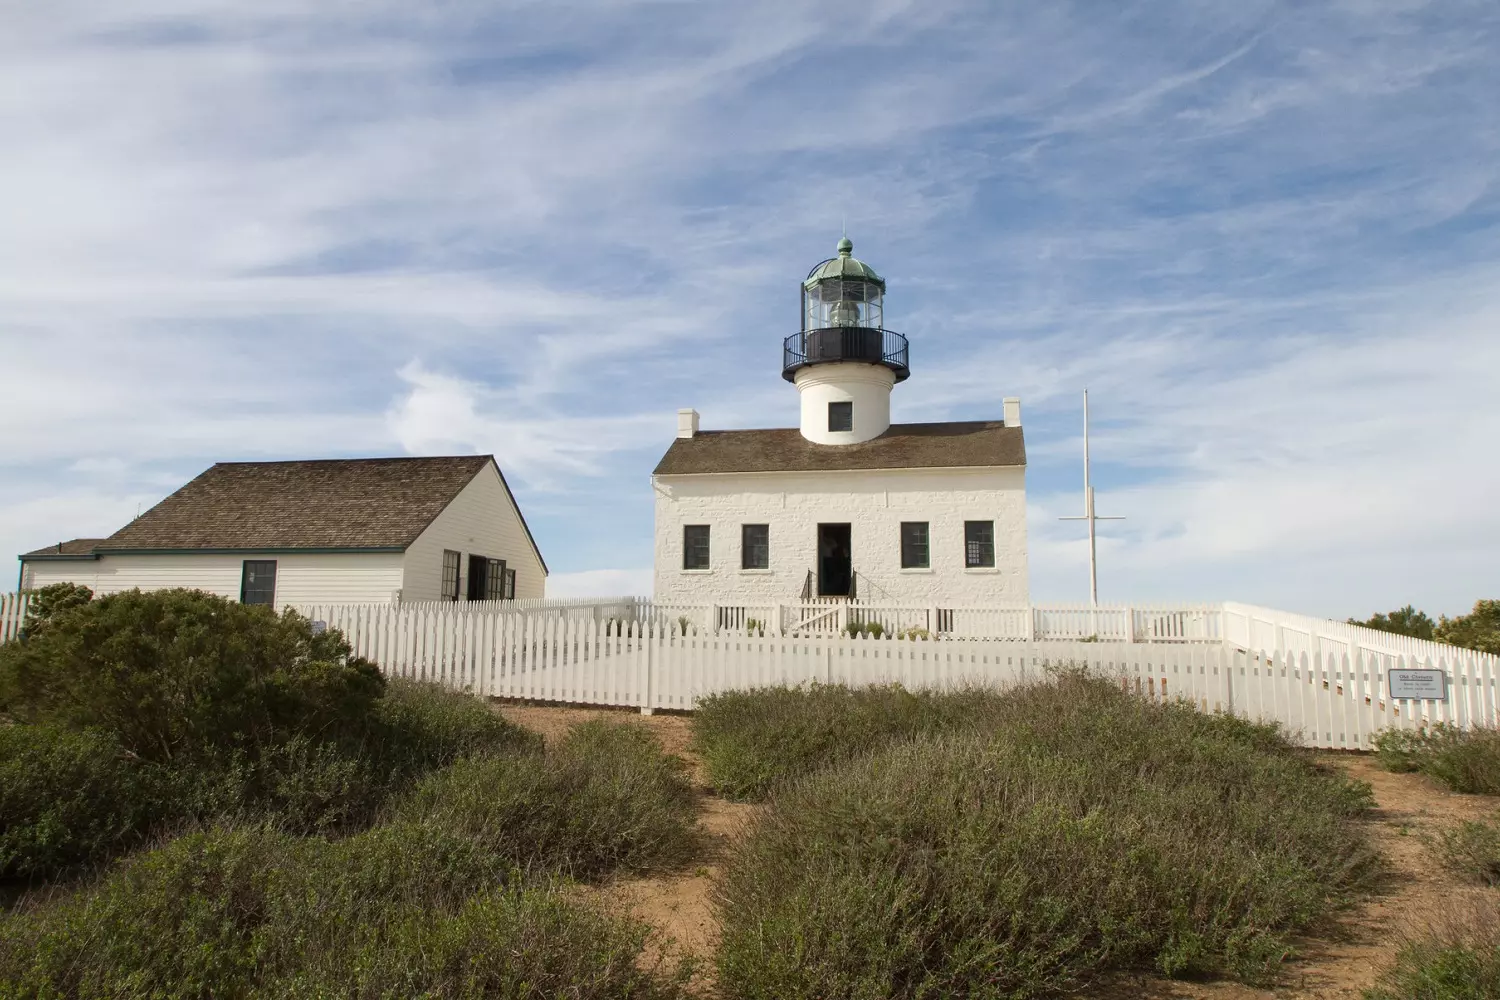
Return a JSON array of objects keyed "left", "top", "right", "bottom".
[
  {"left": 652, "top": 238, "right": 1028, "bottom": 613},
  {"left": 17, "top": 456, "right": 546, "bottom": 607}
]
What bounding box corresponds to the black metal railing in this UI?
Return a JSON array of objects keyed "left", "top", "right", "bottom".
[{"left": 782, "top": 327, "right": 910, "bottom": 382}]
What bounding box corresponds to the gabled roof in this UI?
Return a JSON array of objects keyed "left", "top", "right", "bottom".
[
  {"left": 653, "top": 421, "right": 1026, "bottom": 476},
  {"left": 22, "top": 457, "right": 547, "bottom": 573}
]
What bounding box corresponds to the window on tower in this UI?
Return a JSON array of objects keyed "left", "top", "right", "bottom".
[{"left": 828, "top": 401, "right": 853, "bottom": 433}]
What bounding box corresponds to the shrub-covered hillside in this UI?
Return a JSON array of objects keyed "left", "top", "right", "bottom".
[
  {"left": 0, "top": 586, "right": 699, "bottom": 998},
  {"left": 706, "top": 677, "right": 1379, "bottom": 999}
]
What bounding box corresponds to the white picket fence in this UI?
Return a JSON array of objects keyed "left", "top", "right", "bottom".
[
  {"left": 6, "top": 588, "right": 1499, "bottom": 748},
  {"left": 1, "top": 591, "right": 26, "bottom": 643},
  {"left": 292, "top": 605, "right": 1495, "bottom": 749},
  {"left": 643, "top": 600, "right": 1223, "bottom": 642}
]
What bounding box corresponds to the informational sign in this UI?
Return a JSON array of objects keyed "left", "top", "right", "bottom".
[
  {"left": 1388, "top": 669, "right": 1446, "bottom": 701},
  {"left": 310, "top": 620, "right": 327, "bottom": 636}
]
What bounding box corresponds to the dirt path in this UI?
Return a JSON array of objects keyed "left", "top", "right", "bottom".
[
  {"left": 495, "top": 704, "right": 759, "bottom": 961},
  {"left": 495, "top": 703, "right": 1500, "bottom": 998}
]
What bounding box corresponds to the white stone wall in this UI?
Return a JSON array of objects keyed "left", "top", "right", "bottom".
[
  {"left": 19, "top": 552, "right": 405, "bottom": 608},
  {"left": 652, "top": 466, "right": 1028, "bottom": 607},
  {"left": 402, "top": 462, "right": 547, "bottom": 601}
]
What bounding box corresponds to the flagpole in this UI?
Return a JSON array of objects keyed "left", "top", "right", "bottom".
[{"left": 1060, "top": 389, "right": 1124, "bottom": 610}]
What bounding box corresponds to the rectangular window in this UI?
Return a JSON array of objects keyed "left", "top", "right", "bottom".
[
  {"left": 964, "top": 521, "right": 996, "bottom": 568},
  {"left": 683, "top": 525, "right": 711, "bottom": 570},
  {"left": 741, "top": 524, "right": 769, "bottom": 569},
  {"left": 240, "top": 560, "right": 277, "bottom": 606},
  {"left": 485, "top": 559, "right": 507, "bottom": 600},
  {"left": 900, "top": 522, "right": 929, "bottom": 569},
  {"left": 441, "top": 549, "right": 461, "bottom": 601},
  {"left": 828, "top": 400, "right": 853, "bottom": 433}
]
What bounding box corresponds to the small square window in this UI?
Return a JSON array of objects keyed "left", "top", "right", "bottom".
[
  {"left": 828, "top": 400, "right": 853, "bottom": 433},
  {"left": 900, "top": 522, "right": 929, "bottom": 569},
  {"left": 683, "top": 525, "right": 711, "bottom": 570},
  {"left": 742, "top": 524, "right": 769, "bottom": 569},
  {"left": 964, "top": 521, "right": 996, "bottom": 568},
  {"left": 240, "top": 560, "right": 277, "bottom": 606}
]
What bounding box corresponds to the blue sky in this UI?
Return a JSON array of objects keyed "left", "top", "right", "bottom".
[{"left": 2, "top": 1, "right": 1498, "bottom": 618}]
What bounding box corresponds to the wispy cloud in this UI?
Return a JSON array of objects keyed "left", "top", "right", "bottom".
[{"left": 2, "top": 0, "right": 1497, "bottom": 616}]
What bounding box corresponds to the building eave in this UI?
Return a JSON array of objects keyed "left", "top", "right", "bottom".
[{"left": 88, "top": 546, "right": 409, "bottom": 557}]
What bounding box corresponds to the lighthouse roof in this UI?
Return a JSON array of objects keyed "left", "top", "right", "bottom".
[
  {"left": 802, "top": 237, "right": 885, "bottom": 291},
  {"left": 653, "top": 421, "right": 1025, "bottom": 476}
]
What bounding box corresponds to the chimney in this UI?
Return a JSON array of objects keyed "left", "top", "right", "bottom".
[
  {"left": 677, "top": 408, "right": 700, "bottom": 439},
  {"left": 1003, "top": 397, "right": 1021, "bottom": 428}
]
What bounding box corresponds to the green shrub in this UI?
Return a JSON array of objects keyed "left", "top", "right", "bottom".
[
  {"left": 693, "top": 683, "right": 953, "bottom": 801},
  {"left": 15, "top": 583, "right": 94, "bottom": 644},
  {"left": 153, "top": 680, "right": 540, "bottom": 834},
  {"left": 1365, "top": 899, "right": 1500, "bottom": 1000},
  {"left": 397, "top": 720, "right": 697, "bottom": 880},
  {"left": 1374, "top": 725, "right": 1500, "bottom": 794},
  {"left": 1431, "top": 816, "right": 1500, "bottom": 886},
  {"left": 5, "top": 676, "right": 537, "bottom": 874},
  {"left": 0, "top": 823, "right": 685, "bottom": 999},
  {"left": 0, "top": 588, "right": 383, "bottom": 763},
  {"left": 714, "top": 676, "right": 1377, "bottom": 998},
  {"left": 0, "top": 724, "right": 160, "bottom": 880},
  {"left": 364, "top": 677, "right": 540, "bottom": 776},
  {"left": 1435, "top": 600, "right": 1500, "bottom": 656}
]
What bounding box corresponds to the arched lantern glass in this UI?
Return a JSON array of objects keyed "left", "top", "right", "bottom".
[{"left": 801, "top": 237, "right": 885, "bottom": 332}]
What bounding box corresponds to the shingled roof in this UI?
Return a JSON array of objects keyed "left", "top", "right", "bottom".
[
  {"left": 88, "top": 456, "right": 514, "bottom": 554},
  {"left": 652, "top": 421, "right": 1025, "bottom": 475},
  {"left": 21, "top": 538, "right": 108, "bottom": 559}
]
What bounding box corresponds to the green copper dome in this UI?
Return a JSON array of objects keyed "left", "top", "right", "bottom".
[{"left": 802, "top": 237, "right": 886, "bottom": 291}]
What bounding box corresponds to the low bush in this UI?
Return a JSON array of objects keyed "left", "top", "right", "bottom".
[
  {"left": 0, "top": 823, "right": 686, "bottom": 999},
  {"left": 1431, "top": 816, "right": 1500, "bottom": 886},
  {"left": 0, "top": 588, "right": 384, "bottom": 764},
  {"left": 714, "top": 676, "right": 1377, "bottom": 998},
  {"left": 0, "top": 724, "right": 160, "bottom": 880},
  {"left": 397, "top": 719, "right": 697, "bottom": 880},
  {"left": 693, "top": 683, "right": 949, "bottom": 800},
  {"left": 1365, "top": 898, "right": 1500, "bottom": 1000},
  {"left": 4, "top": 667, "right": 537, "bottom": 873},
  {"left": 14, "top": 583, "right": 94, "bottom": 644},
  {"left": 1374, "top": 725, "right": 1500, "bottom": 794}
]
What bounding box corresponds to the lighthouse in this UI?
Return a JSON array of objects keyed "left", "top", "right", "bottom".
[
  {"left": 782, "top": 237, "right": 910, "bottom": 445},
  {"left": 652, "top": 235, "right": 1028, "bottom": 615}
]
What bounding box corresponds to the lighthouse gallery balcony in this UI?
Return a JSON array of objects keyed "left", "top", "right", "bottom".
[{"left": 782, "top": 327, "right": 910, "bottom": 383}]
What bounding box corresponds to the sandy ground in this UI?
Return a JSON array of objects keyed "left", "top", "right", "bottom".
[{"left": 494, "top": 702, "right": 1500, "bottom": 998}]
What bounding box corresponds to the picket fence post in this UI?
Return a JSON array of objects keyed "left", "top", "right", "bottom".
[{"left": 641, "top": 619, "right": 655, "bottom": 716}]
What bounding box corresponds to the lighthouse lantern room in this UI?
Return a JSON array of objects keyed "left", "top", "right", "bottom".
[{"left": 782, "top": 238, "right": 910, "bottom": 445}]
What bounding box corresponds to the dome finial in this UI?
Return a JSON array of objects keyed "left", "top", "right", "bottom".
[{"left": 837, "top": 235, "right": 853, "bottom": 256}]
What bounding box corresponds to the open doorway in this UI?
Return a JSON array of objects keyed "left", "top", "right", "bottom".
[{"left": 817, "top": 523, "right": 852, "bottom": 597}]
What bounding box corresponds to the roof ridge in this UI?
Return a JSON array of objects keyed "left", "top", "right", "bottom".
[{"left": 210, "top": 455, "right": 492, "bottom": 467}]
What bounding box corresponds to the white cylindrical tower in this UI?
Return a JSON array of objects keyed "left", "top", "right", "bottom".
[{"left": 782, "top": 237, "right": 909, "bottom": 445}]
